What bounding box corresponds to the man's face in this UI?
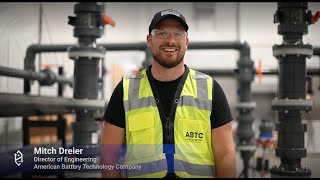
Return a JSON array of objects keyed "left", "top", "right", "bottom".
[{"left": 147, "top": 18, "right": 189, "bottom": 69}]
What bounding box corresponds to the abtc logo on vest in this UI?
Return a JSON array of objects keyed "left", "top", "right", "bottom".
[{"left": 185, "top": 131, "right": 203, "bottom": 143}]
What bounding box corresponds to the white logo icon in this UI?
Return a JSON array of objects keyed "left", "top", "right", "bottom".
[
  {"left": 161, "top": 10, "right": 180, "bottom": 17},
  {"left": 14, "top": 150, "right": 23, "bottom": 166}
]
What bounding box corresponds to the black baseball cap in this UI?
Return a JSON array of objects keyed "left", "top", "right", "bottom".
[{"left": 149, "top": 9, "right": 189, "bottom": 34}]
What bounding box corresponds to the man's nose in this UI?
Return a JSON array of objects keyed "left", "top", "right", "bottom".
[{"left": 165, "top": 32, "right": 176, "bottom": 43}]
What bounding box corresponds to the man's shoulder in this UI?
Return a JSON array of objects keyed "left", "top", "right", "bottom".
[
  {"left": 123, "top": 69, "right": 146, "bottom": 79},
  {"left": 189, "top": 68, "right": 212, "bottom": 80}
]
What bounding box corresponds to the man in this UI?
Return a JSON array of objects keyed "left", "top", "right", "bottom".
[{"left": 100, "top": 9, "right": 236, "bottom": 178}]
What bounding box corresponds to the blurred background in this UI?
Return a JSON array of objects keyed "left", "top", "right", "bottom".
[{"left": 0, "top": 2, "right": 319, "bottom": 178}]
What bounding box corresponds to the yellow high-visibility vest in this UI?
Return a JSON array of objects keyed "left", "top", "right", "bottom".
[{"left": 122, "top": 67, "right": 214, "bottom": 178}]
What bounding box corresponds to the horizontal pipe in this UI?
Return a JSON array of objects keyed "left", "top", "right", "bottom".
[
  {"left": 101, "top": 41, "right": 244, "bottom": 51},
  {"left": 0, "top": 65, "right": 41, "bottom": 80},
  {"left": 262, "top": 68, "right": 320, "bottom": 76},
  {"left": 195, "top": 69, "right": 236, "bottom": 77},
  {"left": 25, "top": 41, "right": 246, "bottom": 54},
  {"left": 23, "top": 42, "right": 247, "bottom": 82},
  {"left": 196, "top": 68, "right": 320, "bottom": 76},
  {"left": 26, "top": 44, "right": 70, "bottom": 53},
  {"left": 24, "top": 43, "right": 320, "bottom": 54},
  {"left": 101, "top": 42, "right": 147, "bottom": 51},
  {"left": 188, "top": 41, "right": 243, "bottom": 50},
  {"left": 55, "top": 76, "right": 73, "bottom": 86},
  {"left": 0, "top": 93, "right": 107, "bottom": 117},
  {"left": 23, "top": 41, "right": 247, "bottom": 74},
  {"left": 0, "top": 65, "right": 73, "bottom": 86}
]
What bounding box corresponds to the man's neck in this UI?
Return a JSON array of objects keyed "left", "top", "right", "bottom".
[{"left": 151, "top": 62, "right": 185, "bottom": 82}]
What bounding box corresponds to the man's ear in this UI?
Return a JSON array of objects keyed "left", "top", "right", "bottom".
[
  {"left": 147, "top": 35, "right": 152, "bottom": 47},
  {"left": 186, "top": 37, "right": 189, "bottom": 49}
]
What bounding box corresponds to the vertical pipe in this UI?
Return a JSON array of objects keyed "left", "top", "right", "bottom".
[
  {"left": 235, "top": 42, "right": 256, "bottom": 178},
  {"left": 271, "top": 2, "right": 312, "bottom": 177},
  {"left": 57, "top": 66, "right": 66, "bottom": 148},
  {"left": 68, "top": 2, "right": 105, "bottom": 145},
  {"left": 58, "top": 66, "right": 64, "bottom": 97}
]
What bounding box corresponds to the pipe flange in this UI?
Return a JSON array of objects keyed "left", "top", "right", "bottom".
[
  {"left": 68, "top": 46, "right": 105, "bottom": 59},
  {"left": 236, "top": 102, "right": 256, "bottom": 110},
  {"left": 236, "top": 145, "right": 256, "bottom": 151},
  {"left": 271, "top": 99, "right": 312, "bottom": 111},
  {"left": 273, "top": 44, "right": 313, "bottom": 58}
]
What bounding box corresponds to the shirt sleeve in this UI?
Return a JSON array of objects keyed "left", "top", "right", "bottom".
[
  {"left": 211, "top": 80, "right": 233, "bottom": 129},
  {"left": 102, "top": 79, "right": 126, "bottom": 129}
]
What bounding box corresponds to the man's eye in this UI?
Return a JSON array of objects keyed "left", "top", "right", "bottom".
[
  {"left": 158, "top": 31, "right": 167, "bottom": 36},
  {"left": 174, "top": 32, "right": 182, "bottom": 37}
]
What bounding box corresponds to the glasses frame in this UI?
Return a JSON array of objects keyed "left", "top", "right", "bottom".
[{"left": 150, "top": 29, "right": 188, "bottom": 40}]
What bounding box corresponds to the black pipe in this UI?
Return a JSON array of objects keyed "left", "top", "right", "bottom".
[
  {"left": 0, "top": 65, "right": 73, "bottom": 86},
  {"left": 21, "top": 43, "right": 320, "bottom": 92},
  {"left": 24, "top": 44, "right": 70, "bottom": 72},
  {"left": 0, "top": 93, "right": 107, "bottom": 117},
  {"left": 101, "top": 42, "right": 147, "bottom": 51},
  {"left": 195, "top": 68, "right": 320, "bottom": 77},
  {"left": 24, "top": 44, "right": 71, "bottom": 94},
  {"left": 68, "top": 2, "right": 105, "bottom": 145},
  {"left": 235, "top": 42, "right": 256, "bottom": 178},
  {"left": 1, "top": 65, "right": 41, "bottom": 80},
  {"left": 102, "top": 41, "right": 244, "bottom": 51},
  {"left": 314, "top": 47, "right": 320, "bottom": 90},
  {"left": 270, "top": 2, "right": 312, "bottom": 177},
  {"left": 188, "top": 41, "right": 243, "bottom": 50},
  {"left": 23, "top": 41, "right": 245, "bottom": 70},
  {"left": 195, "top": 69, "right": 236, "bottom": 77},
  {"left": 313, "top": 47, "right": 320, "bottom": 55}
]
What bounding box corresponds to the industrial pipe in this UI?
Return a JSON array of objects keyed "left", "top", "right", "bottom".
[
  {"left": 24, "top": 44, "right": 69, "bottom": 71},
  {"left": 196, "top": 68, "right": 320, "bottom": 77},
  {"left": 0, "top": 93, "right": 107, "bottom": 117},
  {"left": 312, "top": 47, "right": 320, "bottom": 90},
  {"left": 235, "top": 42, "right": 256, "bottom": 178},
  {"left": 0, "top": 65, "right": 73, "bottom": 87},
  {"left": 21, "top": 43, "right": 319, "bottom": 90},
  {"left": 270, "top": 2, "right": 313, "bottom": 177},
  {"left": 68, "top": 2, "right": 106, "bottom": 145},
  {"left": 313, "top": 47, "right": 320, "bottom": 55},
  {"left": 24, "top": 44, "right": 71, "bottom": 94}
]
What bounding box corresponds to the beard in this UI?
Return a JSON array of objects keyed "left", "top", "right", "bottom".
[{"left": 152, "top": 46, "right": 185, "bottom": 69}]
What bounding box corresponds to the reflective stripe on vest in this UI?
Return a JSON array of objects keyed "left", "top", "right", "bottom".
[
  {"left": 175, "top": 159, "right": 215, "bottom": 177},
  {"left": 122, "top": 68, "right": 215, "bottom": 178}
]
